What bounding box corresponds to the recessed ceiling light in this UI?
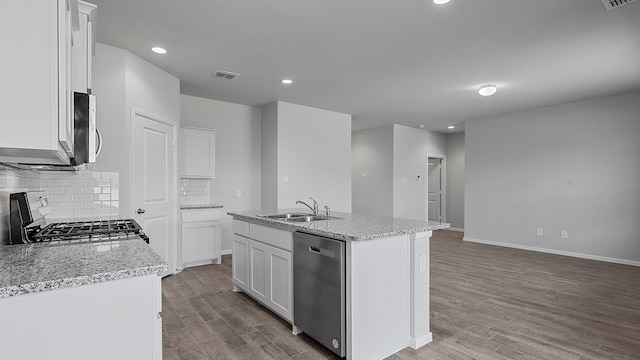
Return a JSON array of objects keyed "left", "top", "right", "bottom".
[
  {"left": 151, "top": 46, "right": 167, "bottom": 55},
  {"left": 281, "top": 79, "right": 293, "bottom": 84},
  {"left": 448, "top": 125, "right": 455, "bottom": 129},
  {"left": 419, "top": 124, "right": 425, "bottom": 128},
  {"left": 433, "top": 0, "right": 450, "bottom": 4},
  {"left": 478, "top": 84, "right": 498, "bottom": 97}
]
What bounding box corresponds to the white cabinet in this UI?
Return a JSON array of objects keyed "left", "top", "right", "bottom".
[
  {"left": 180, "top": 208, "right": 222, "bottom": 268},
  {"left": 0, "top": 274, "right": 162, "bottom": 360},
  {"left": 232, "top": 234, "right": 250, "bottom": 292},
  {"left": 73, "top": 1, "right": 97, "bottom": 93},
  {"left": 232, "top": 219, "right": 293, "bottom": 322},
  {"left": 0, "top": 0, "right": 84, "bottom": 165},
  {"left": 179, "top": 127, "right": 216, "bottom": 178}
]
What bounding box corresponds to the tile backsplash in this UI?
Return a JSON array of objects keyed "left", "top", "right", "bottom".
[
  {"left": 0, "top": 166, "right": 120, "bottom": 244},
  {"left": 179, "top": 177, "right": 212, "bottom": 205}
]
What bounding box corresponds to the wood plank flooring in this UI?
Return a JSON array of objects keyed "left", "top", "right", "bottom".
[{"left": 162, "top": 230, "right": 640, "bottom": 360}]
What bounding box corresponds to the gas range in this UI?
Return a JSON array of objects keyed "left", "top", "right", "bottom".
[{"left": 8, "top": 192, "right": 149, "bottom": 245}]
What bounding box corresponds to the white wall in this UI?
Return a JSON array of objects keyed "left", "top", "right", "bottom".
[
  {"left": 465, "top": 91, "right": 640, "bottom": 264},
  {"left": 351, "top": 124, "right": 446, "bottom": 221},
  {"left": 92, "top": 43, "right": 180, "bottom": 218},
  {"left": 446, "top": 132, "right": 465, "bottom": 230},
  {"left": 261, "top": 102, "right": 278, "bottom": 212},
  {"left": 263, "top": 101, "right": 352, "bottom": 212},
  {"left": 352, "top": 125, "right": 394, "bottom": 217},
  {"left": 181, "top": 95, "right": 262, "bottom": 252},
  {"left": 393, "top": 125, "right": 447, "bottom": 221}
]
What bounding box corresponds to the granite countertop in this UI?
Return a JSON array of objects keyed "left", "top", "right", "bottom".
[
  {"left": 180, "top": 204, "right": 224, "bottom": 210},
  {"left": 0, "top": 237, "right": 167, "bottom": 298},
  {"left": 227, "top": 209, "right": 450, "bottom": 242}
]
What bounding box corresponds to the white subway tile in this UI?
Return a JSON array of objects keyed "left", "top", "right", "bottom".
[
  {"left": 73, "top": 179, "right": 92, "bottom": 187},
  {"left": 54, "top": 179, "right": 73, "bottom": 187},
  {"left": 84, "top": 187, "right": 102, "bottom": 194},
  {"left": 40, "top": 172, "right": 64, "bottom": 179},
  {"left": 64, "top": 202, "right": 84, "bottom": 210},
  {"left": 73, "top": 194, "right": 92, "bottom": 202},
  {"left": 92, "top": 180, "right": 111, "bottom": 187},
  {"left": 64, "top": 186, "right": 84, "bottom": 195},
  {"left": 82, "top": 172, "right": 102, "bottom": 179},
  {"left": 83, "top": 201, "right": 101, "bottom": 209},
  {"left": 73, "top": 209, "right": 94, "bottom": 217},
  {"left": 92, "top": 194, "right": 110, "bottom": 201},
  {"left": 101, "top": 172, "right": 119, "bottom": 180},
  {"left": 51, "top": 209, "right": 73, "bottom": 218}
]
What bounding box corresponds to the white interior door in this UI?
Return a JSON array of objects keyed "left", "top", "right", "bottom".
[
  {"left": 132, "top": 111, "right": 176, "bottom": 276},
  {"left": 428, "top": 158, "right": 442, "bottom": 222}
]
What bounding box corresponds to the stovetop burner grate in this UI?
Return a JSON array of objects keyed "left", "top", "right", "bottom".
[{"left": 33, "top": 219, "right": 142, "bottom": 239}]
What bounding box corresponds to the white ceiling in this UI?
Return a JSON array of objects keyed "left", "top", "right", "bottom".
[{"left": 89, "top": 0, "right": 640, "bottom": 132}]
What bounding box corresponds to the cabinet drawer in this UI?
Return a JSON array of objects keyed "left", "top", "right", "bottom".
[
  {"left": 250, "top": 223, "right": 293, "bottom": 251},
  {"left": 232, "top": 219, "right": 250, "bottom": 237},
  {"left": 182, "top": 209, "right": 221, "bottom": 222}
]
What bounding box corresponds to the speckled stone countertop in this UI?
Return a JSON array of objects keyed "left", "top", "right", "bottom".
[
  {"left": 227, "top": 209, "right": 450, "bottom": 242},
  {"left": 0, "top": 237, "right": 167, "bottom": 298},
  {"left": 180, "top": 204, "right": 224, "bottom": 210}
]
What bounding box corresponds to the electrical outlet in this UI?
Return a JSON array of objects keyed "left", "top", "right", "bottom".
[
  {"left": 236, "top": 189, "right": 242, "bottom": 198},
  {"left": 284, "top": 175, "right": 289, "bottom": 184},
  {"left": 536, "top": 228, "right": 543, "bottom": 236},
  {"left": 561, "top": 230, "right": 568, "bottom": 239},
  {"left": 419, "top": 254, "right": 427, "bottom": 272}
]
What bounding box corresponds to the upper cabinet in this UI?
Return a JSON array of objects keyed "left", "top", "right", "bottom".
[
  {"left": 0, "top": 0, "right": 96, "bottom": 165},
  {"left": 179, "top": 127, "right": 216, "bottom": 178},
  {"left": 73, "top": 1, "right": 97, "bottom": 93}
]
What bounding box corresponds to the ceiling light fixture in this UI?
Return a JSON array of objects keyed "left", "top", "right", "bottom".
[
  {"left": 448, "top": 125, "right": 455, "bottom": 129},
  {"left": 419, "top": 124, "right": 425, "bottom": 128},
  {"left": 151, "top": 46, "right": 167, "bottom": 55},
  {"left": 433, "top": 0, "right": 450, "bottom": 4},
  {"left": 478, "top": 84, "right": 498, "bottom": 97},
  {"left": 281, "top": 79, "right": 293, "bottom": 84}
]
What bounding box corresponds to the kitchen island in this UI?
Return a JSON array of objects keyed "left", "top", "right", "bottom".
[
  {"left": 228, "top": 209, "right": 449, "bottom": 360},
  {"left": 0, "top": 236, "right": 167, "bottom": 360}
]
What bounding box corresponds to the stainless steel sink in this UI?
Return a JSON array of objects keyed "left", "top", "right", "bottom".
[
  {"left": 259, "top": 213, "right": 342, "bottom": 222},
  {"left": 259, "top": 212, "right": 308, "bottom": 219}
]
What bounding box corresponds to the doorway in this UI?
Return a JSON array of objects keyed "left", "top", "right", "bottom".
[
  {"left": 132, "top": 109, "right": 177, "bottom": 276},
  {"left": 428, "top": 158, "right": 443, "bottom": 222}
]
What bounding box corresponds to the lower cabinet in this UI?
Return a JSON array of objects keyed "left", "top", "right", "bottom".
[
  {"left": 232, "top": 219, "right": 293, "bottom": 322},
  {"left": 0, "top": 274, "right": 162, "bottom": 360},
  {"left": 232, "top": 234, "right": 250, "bottom": 291},
  {"left": 181, "top": 208, "right": 222, "bottom": 268}
]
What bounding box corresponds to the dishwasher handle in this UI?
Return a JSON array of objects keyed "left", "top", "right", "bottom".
[{"left": 305, "top": 244, "right": 336, "bottom": 259}]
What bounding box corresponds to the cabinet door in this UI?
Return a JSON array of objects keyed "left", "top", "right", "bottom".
[
  {"left": 58, "top": 0, "right": 75, "bottom": 156},
  {"left": 179, "top": 128, "right": 216, "bottom": 178},
  {"left": 232, "top": 235, "right": 250, "bottom": 291},
  {"left": 267, "top": 246, "right": 293, "bottom": 322},
  {"left": 249, "top": 240, "right": 269, "bottom": 304},
  {"left": 181, "top": 222, "right": 216, "bottom": 264},
  {"left": 0, "top": 0, "right": 72, "bottom": 164}
]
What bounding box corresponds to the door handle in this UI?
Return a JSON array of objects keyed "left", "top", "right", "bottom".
[{"left": 137, "top": 208, "right": 146, "bottom": 214}]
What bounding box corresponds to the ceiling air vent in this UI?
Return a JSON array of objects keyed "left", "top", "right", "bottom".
[
  {"left": 212, "top": 70, "right": 240, "bottom": 80},
  {"left": 600, "top": 0, "right": 638, "bottom": 10}
]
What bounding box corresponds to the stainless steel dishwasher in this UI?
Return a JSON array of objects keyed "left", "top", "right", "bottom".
[{"left": 293, "top": 231, "right": 346, "bottom": 358}]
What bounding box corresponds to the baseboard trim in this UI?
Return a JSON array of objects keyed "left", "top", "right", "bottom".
[
  {"left": 447, "top": 227, "right": 465, "bottom": 232},
  {"left": 220, "top": 249, "right": 232, "bottom": 256},
  {"left": 463, "top": 237, "right": 640, "bottom": 267},
  {"left": 409, "top": 333, "right": 433, "bottom": 349}
]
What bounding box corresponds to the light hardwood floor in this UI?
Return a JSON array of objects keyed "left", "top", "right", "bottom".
[{"left": 162, "top": 230, "right": 640, "bottom": 360}]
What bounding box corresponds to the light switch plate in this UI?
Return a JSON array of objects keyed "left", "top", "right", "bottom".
[{"left": 419, "top": 254, "right": 427, "bottom": 272}]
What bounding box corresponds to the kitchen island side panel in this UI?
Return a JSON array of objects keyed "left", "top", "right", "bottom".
[{"left": 347, "top": 234, "right": 410, "bottom": 360}]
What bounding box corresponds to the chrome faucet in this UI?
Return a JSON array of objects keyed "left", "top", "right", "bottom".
[
  {"left": 324, "top": 205, "right": 331, "bottom": 216},
  {"left": 296, "top": 197, "right": 318, "bottom": 215}
]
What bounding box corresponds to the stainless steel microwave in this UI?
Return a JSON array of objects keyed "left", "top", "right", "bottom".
[{"left": 9, "top": 92, "right": 101, "bottom": 171}]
